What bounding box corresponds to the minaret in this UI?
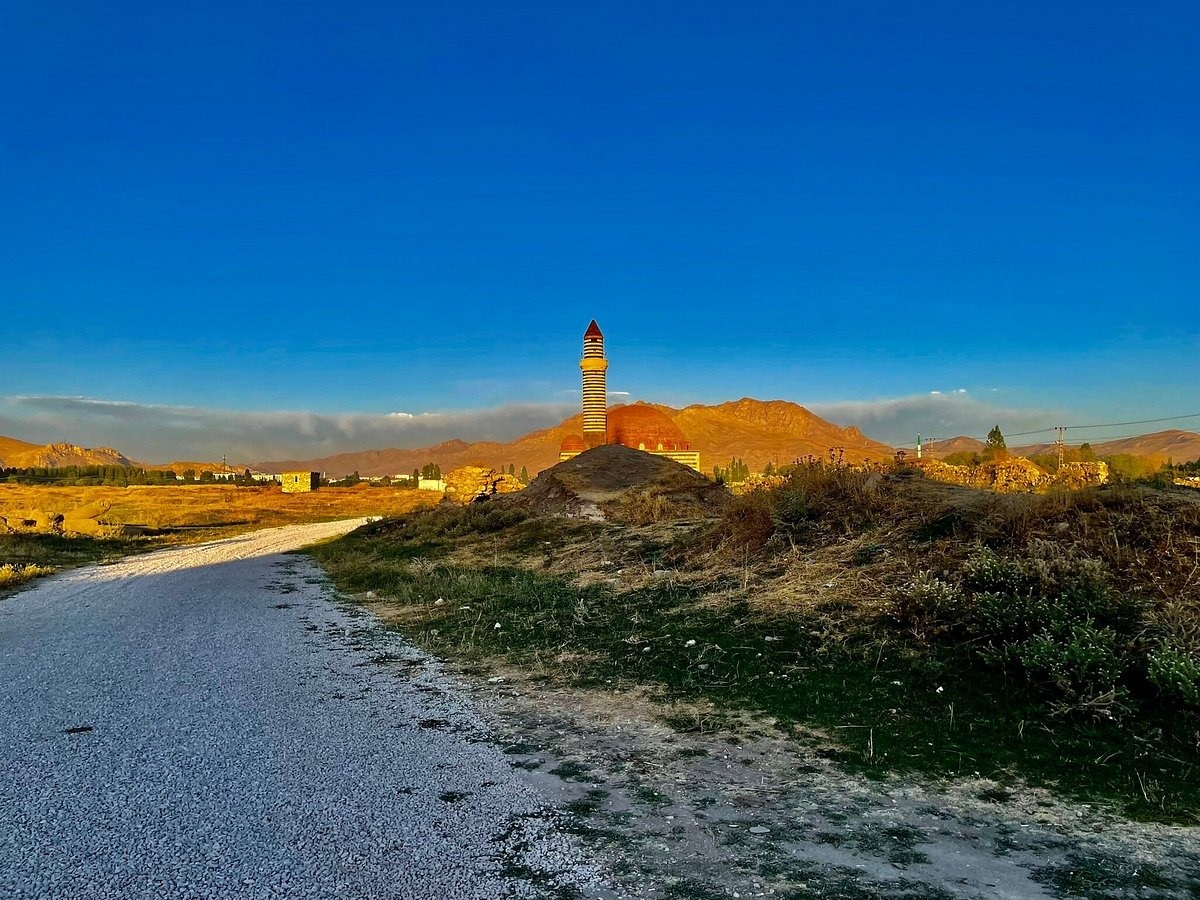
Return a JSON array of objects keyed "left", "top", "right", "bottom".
[{"left": 580, "top": 320, "right": 608, "bottom": 447}]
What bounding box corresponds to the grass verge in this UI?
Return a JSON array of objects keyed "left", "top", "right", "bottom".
[
  {"left": 309, "top": 476, "right": 1200, "bottom": 824},
  {"left": 0, "top": 532, "right": 156, "bottom": 595}
]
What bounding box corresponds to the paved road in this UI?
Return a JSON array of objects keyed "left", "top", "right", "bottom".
[{"left": 0, "top": 522, "right": 609, "bottom": 899}]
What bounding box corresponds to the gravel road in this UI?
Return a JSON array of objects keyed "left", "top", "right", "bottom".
[{"left": 0, "top": 521, "right": 614, "bottom": 899}]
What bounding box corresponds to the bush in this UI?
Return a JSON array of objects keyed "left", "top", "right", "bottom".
[
  {"left": 707, "top": 460, "right": 888, "bottom": 555},
  {"left": 894, "top": 572, "right": 965, "bottom": 639},
  {"left": 1011, "top": 622, "right": 1127, "bottom": 713},
  {"left": 1147, "top": 646, "right": 1200, "bottom": 706},
  {"left": 900, "top": 543, "right": 1147, "bottom": 719}
]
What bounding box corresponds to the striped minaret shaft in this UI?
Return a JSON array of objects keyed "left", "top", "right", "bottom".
[{"left": 580, "top": 319, "right": 608, "bottom": 447}]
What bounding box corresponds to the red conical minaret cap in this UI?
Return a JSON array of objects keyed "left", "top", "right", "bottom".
[{"left": 584, "top": 319, "right": 603, "bottom": 338}]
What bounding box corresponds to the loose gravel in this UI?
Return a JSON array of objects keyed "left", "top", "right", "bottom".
[{"left": 0, "top": 521, "right": 616, "bottom": 899}]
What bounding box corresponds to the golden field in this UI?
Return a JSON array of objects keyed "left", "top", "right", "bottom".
[{"left": 0, "top": 483, "right": 442, "bottom": 533}]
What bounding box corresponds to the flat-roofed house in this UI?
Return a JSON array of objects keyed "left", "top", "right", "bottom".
[{"left": 281, "top": 471, "right": 320, "bottom": 493}]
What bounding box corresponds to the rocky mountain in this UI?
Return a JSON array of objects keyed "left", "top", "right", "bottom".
[
  {"left": 670, "top": 398, "right": 890, "bottom": 469},
  {"left": 0, "top": 439, "right": 136, "bottom": 469},
  {"left": 254, "top": 398, "right": 896, "bottom": 477}
]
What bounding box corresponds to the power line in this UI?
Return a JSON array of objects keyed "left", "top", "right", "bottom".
[
  {"left": 902, "top": 411, "right": 1200, "bottom": 450},
  {"left": 1063, "top": 412, "right": 1200, "bottom": 430}
]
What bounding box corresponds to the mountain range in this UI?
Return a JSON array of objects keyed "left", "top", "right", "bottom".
[
  {"left": 254, "top": 399, "right": 895, "bottom": 477},
  {"left": 2, "top": 401, "right": 1197, "bottom": 479},
  {"left": 928, "top": 429, "right": 1200, "bottom": 464}
]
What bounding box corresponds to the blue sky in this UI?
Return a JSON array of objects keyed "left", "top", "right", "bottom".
[{"left": 2, "top": 1, "right": 1197, "bottom": 461}]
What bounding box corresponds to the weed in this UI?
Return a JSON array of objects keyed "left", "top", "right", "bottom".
[
  {"left": 0, "top": 562, "right": 55, "bottom": 590},
  {"left": 1032, "top": 850, "right": 1174, "bottom": 898}
]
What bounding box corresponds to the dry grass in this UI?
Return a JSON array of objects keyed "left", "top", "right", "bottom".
[
  {"left": 313, "top": 469, "right": 1200, "bottom": 821},
  {"left": 0, "top": 563, "right": 55, "bottom": 589},
  {"left": 0, "top": 483, "right": 441, "bottom": 533},
  {"left": 0, "top": 484, "right": 444, "bottom": 592}
]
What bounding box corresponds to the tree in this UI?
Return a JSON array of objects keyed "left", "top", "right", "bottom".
[
  {"left": 519, "top": 465, "right": 529, "bottom": 484},
  {"left": 713, "top": 457, "right": 750, "bottom": 484},
  {"left": 983, "top": 426, "right": 1008, "bottom": 462},
  {"left": 1079, "top": 442, "right": 1097, "bottom": 462}
]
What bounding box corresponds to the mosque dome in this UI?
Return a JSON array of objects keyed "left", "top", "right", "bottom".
[
  {"left": 607, "top": 404, "right": 692, "bottom": 452},
  {"left": 559, "top": 434, "right": 587, "bottom": 453}
]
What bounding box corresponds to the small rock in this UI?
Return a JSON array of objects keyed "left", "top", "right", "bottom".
[{"left": 749, "top": 826, "right": 770, "bottom": 834}]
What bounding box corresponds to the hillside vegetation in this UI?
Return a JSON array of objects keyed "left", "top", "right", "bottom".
[{"left": 311, "top": 465, "right": 1200, "bottom": 823}]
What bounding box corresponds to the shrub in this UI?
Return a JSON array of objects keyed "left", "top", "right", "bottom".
[
  {"left": 894, "top": 572, "right": 966, "bottom": 639},
  {"left": 770, "top": 487, "right": 813, "bottom": 539},
  {"left": 900, "top": 543, "right": 1148, "bottom": 719},
  {"left": 1012, "top": 622, "right": 1127, "bottom": 713},
  {"left": 1147, "top": 646, "right": 1200, "bottom": 706}
]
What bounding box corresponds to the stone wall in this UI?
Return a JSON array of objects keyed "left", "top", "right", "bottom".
[
  {"left": 915, "top": 458, "right": 1108, "bottom": 493},
  {"left": 442, "top": 466, "right": 525, "bottom": 503}
]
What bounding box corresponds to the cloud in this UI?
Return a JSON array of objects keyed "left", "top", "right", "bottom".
[
  {"left": 0, "top": 396, "right": 577, "bottom": 464},
  {"left": 808, "top": 391, "right": 1061, "bottom": 447},
  {"left": 0, "top": 390, "right": 1066, "bottom": 464}
]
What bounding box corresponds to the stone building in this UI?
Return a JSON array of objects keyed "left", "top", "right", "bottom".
[
  {"left": 281, "top": 471, "right": 320, "bottom": 493},
  {"left": 559, "top": 321, "right": 701, "bottom": 471}
]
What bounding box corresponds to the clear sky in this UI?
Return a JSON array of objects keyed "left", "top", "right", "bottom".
[{"left": 2, "top": 1, "right": 1197, "bottom": 461}]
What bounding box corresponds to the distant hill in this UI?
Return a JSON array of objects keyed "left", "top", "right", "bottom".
[
  {"left": 0, "top": 435, "right": 42, "bottom": 464},
  {"left": 926, "top": 436, "right": 986, "bottom": 458},
  {"left": 255, "top": 398, "right": 896, "bottom": 477},
  {"left": 0, "top": 439, "right": 136, "bottom": 469},
  {"left": 929, "top": 430, "right": 1200, "bottom": 465},
  {"left": 1015, "top": 429, "right": 1200, "bottom": 464},
  {"left": 143, "top": 461, "right": 250, "bottom": 474}
]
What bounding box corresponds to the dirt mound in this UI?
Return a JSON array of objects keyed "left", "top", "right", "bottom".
[{"left": 512, "top": 444, "right": 729, "bottom": 521}]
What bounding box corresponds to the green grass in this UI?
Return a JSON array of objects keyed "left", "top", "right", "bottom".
[
  {"left": 0, "top": 531, "right": 156, "bottom": 593},
  {"left": 310, "top": 512, "right": 1200, "bottom": 824}
]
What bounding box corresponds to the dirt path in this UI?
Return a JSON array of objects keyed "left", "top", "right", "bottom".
[
  {"left": 3, "top": 519, "right": 1195, "bottom": 898},
  {"left": 0, "top": 521, "right": 615, "bottom": 899},
  {"left": 458, "top": 671, "right": 1200, "bottom": 899}
]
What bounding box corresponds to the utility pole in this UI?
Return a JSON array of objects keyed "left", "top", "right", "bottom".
[{"left": 1055, "top": 427, "right": 1065, "bottom": 469}]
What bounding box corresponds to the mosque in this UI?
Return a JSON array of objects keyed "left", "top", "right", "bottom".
[{"left": 558, "top": 321, "right": 702, "bottom": 471}]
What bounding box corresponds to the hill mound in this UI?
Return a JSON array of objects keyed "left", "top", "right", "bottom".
[{"left": 513, "top": 444, "right": 730, "bottom": 521}]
